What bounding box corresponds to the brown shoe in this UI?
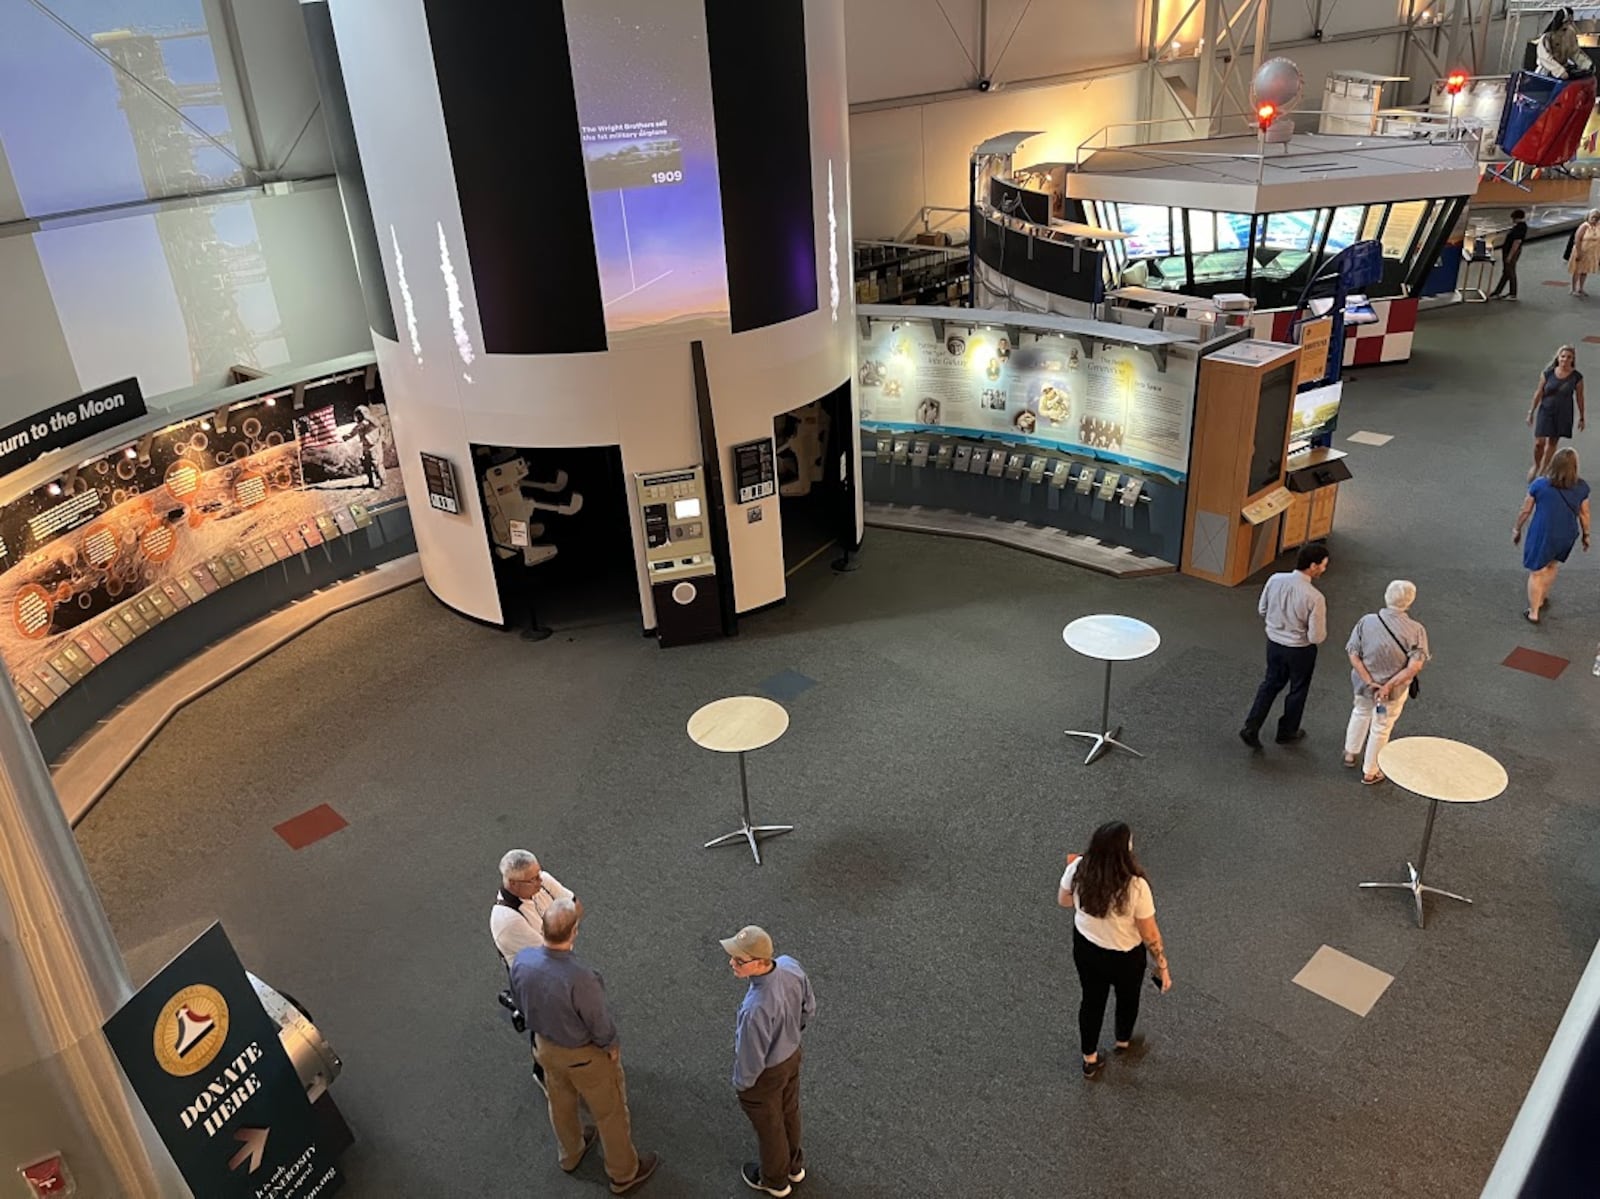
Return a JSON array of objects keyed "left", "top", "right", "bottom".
[{"left": 610, "top": 1152, "right": 660, "bottom": 1195}]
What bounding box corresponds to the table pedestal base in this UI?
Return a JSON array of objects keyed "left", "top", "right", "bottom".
[
  {"left": 1359, "top": 862, "right": 1472, "bottom": 929},
  {"left": 705, "top": 750, "right": 794, "bottom": 865},
  {"left": 1357, "top": 798, "right": 1471, "bottom": 928},
  {"left": 704, "top": 822, "right": 795, "bottom": 865},
  {"left": 1063, "top": 725, "right": 1144, "bottom": 765}
]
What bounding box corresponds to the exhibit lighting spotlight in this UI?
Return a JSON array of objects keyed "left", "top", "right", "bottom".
[
  {"left": 265, "top": 397, "right": 276, "bottom": 406},
  {"left": 123, "top": 447, "right": 137, "bottom": 460},
  {"left": 1256, "top": 102, "right": 1277, "bottom": 131},
  {"left": 46, "top": 483, "right": 61, "bottom": 496},
  {"left": 201, "top": 421, "right": 211, "bottom": 430}
]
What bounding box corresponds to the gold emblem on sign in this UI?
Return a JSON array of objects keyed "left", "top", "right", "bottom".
[{"left": 152, "top": 985, "right": 230, "bottom": 1076}]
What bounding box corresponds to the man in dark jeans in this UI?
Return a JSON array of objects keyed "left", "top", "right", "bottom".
[
  {"left": 1240, "top": 542, "right": 1329, "bottom": 749},
  {"left": 722, "top": 926, "right": 815, "bottom": 1198},
  {"left": 1491, "top": 208, "right": 1529, "bottom": 300}
]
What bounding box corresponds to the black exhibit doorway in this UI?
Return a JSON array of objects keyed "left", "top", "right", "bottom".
[
  {"left": 471, "top": 444, "right": 638, "bottom": 635},
  {"left": 774, "top": 380, "right": 856, "bottom": 574}
]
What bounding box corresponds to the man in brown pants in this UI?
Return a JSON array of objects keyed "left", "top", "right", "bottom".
[
  {"left": 721, "top": 926, "right": 816, "bottom": 1197},
  {"left": 511, "top": 900, "right": 659, "bottom": 1195}
]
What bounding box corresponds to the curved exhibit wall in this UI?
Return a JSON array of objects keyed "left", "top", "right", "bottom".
[
  {"left": 857, "top": 305, "right": 1203, "bottom": 565},
  {"left": 0, "top": 357, "right": 414, "bottom": 761},
  {"left": 327, "top": 0, "right": 857, "bottom": 628}
]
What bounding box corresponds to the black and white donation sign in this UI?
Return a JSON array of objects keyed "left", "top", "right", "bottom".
[{"left": 103, "top": 923, "right": 342, "bottom": 1199}]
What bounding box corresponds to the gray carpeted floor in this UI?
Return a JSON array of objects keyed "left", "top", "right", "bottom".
[{"left": 75, "top": 239, "right": 1600, "bottom": 1198}]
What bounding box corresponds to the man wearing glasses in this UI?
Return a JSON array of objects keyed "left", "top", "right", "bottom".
[
  {"left": 492, "top": 849, "right": 578, "bottom": 1093},
  {"left": 721, "top": 926, "right": 815, "bottom": 1198}
]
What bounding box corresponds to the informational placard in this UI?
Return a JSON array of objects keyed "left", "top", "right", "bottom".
[
  {"left": 419, "top": 452, "right": 461, "bottom": 514},
  {"left": 1296, "top": 317, "right": 1334, "bottom": 387},
  {"left": 0, "top": 377, "right": 146, "bottom": 476},
  {"left": 103, "top": 923, "right": 341, "bottom": 1199},
  {"left": 731, "top": 438, "right": 776, "bottom": 503},
  {"left": 857, "top": 317, "right": 1200, "bottom": 481},
  {"left": 1291, "top": 381, "right": 1344, "bottom": 442}
]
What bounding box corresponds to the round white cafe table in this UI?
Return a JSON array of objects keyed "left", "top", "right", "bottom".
[
  {"left": 688, "top": 696, "right": 793, "bottom": 865},
  {"left": 1061, "top": 615, "right": 1161, "bottom": 765},
  {"left": 1359, "top": 736, "right": 1507, "bottom": 928}
]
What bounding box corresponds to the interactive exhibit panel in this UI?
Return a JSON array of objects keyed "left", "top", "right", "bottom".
[
  {"left": 635, "top": 465, "right": 721, "bottom": 646},
  {"left": 858, "top": 307, "right": 1204, "bottom": 565},
  {"left": 0, "top": 370, "right": 408, "bottom": 755}
]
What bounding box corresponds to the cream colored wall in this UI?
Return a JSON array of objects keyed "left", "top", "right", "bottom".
[{"left": 849, "top": 70, "right": 1146, "bottom": 239}]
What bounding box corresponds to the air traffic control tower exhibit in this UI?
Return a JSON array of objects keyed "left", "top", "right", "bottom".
[{"left": 307, "top": 0, "right": 859, "bottom": 643}]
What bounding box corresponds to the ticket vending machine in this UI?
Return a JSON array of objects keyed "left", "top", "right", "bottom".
[{"left": 635, "top": 465, "right": 724, "bottom": 647}]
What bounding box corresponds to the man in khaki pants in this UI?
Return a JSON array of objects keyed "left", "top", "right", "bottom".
[{"left": 511, "top": 900, "right": 659, "bottom": 1194}]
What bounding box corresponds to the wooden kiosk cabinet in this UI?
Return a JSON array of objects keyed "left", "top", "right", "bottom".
[
  {"left": 1279, "top": 447, "right": 1352, "bottom": 551},
  {"left": 1181, "top": 340, "right": 1301, "bottom": 586}
]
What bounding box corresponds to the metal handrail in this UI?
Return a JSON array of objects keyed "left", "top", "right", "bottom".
[{"left": 1075, "top": 108, "right": 1482, "bottom": 166}]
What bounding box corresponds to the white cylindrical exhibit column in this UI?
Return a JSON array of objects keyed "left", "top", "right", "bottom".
[{"left": 323, "top": 0, "right": 857, "bottom": 628}]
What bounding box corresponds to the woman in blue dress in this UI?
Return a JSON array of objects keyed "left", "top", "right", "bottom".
[
  {"left": 1526, "top": 344, "right": 1587, "bottom": 480},
  {"left": 1513, "top": 447, "right": 1591, "bottom": 622}
]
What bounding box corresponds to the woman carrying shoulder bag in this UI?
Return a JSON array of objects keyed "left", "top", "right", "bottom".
[
  {"left": 1057, "top": 821, "right": 1171, "bottom": 1080},
  {"left": 1343, "top": 580, "right": 1430, "bottom": 785}
]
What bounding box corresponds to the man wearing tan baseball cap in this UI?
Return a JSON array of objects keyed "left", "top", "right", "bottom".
[{"left": 720, "top": 926, "right": 815, "bottom": 1197}]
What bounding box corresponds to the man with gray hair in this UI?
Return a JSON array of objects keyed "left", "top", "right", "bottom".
[
  {"left": 491, "top": 849, "right": 577, "bottom": 966},
  {"left": 491, "top": 849, "right": 577, "bottom": 1094},
  {"left": 511, "top": 900, "right": 659, "bottom": 1195}
]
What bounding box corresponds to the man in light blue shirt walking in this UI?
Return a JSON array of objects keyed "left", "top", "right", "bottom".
[
  {"left": 721, "top": 926, "right": 815, "bottom": 1198},
  {"left": 1240, "top": 541, "right": 1330, "bottom": 749}
]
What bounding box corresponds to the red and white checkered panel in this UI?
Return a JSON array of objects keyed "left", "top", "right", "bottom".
[{"left": 1249, "top": 298, "right": 1418, "bottom": 367}]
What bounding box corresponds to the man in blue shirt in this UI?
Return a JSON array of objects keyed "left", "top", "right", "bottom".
[
  {"left": 511, "top": 900, "right": 659, "bottom": 1195},
  {"left": 721, "top": 926, "right": 815, "bottom": 1198}
]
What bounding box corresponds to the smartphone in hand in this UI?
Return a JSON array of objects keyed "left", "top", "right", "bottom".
[{"left": 1150, "top": 971, "right": 1164, "bottom": 992}]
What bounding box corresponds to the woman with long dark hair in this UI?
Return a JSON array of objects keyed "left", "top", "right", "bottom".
[{"left": 1057, "top": 821, "right": 1171, "bottom": 1079}]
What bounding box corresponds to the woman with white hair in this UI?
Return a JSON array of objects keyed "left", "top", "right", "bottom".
[
  {"left": 1570, "top": 209, "right": 1600, "bottom": 296},
  {"left": 1343, "top": 580, "right": 1430, "bottom": 785}
]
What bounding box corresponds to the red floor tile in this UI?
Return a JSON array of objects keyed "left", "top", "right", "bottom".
[
  {"left": 1502, "top": 646, "right": 1569, "bottom": 679},
  {"left": 1585, "top": 335, "right": 1600, "bottom": 344},
  {"left": 1543, "top": 279, "right": 1572, "bottom": 286},
  {"left": 274, "top": 803, "right": 348, "bottom": 849}
]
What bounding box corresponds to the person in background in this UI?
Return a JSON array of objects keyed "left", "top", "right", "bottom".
[
  {"left": 1514, "top": 447, "right": 1591, "bottom": 622},
  {"left": 722, "top": 926, "right": 814, "bottom": 1199},
  {"left": 1527, "top": 344, "right": 1587, "bottom": 481},
  {"left": 511, "top": 901, "right": 660, "bottom": 1195},
  {"left": 491, "top": 850, "right": 578, "bottom": 1094},
  {"left": 1571, "top": 208, "right": 1600, "bottom": 296},
  {"left": 1058, "top": 822, "right": 1171, "bottom": 1081},
  {"left": 1491, "top": 208, "right": 1528, "bottom": 300},
  {"left": 1343, "top": 581, "right": 1430, "bottom": 786},
  {"left": 1239, "top": 542, "right": 1330, "bottom": 749}
]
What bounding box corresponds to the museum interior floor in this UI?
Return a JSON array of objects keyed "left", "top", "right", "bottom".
[{"left": 74, "top": 240, "right": 1599, "bottom": 1199}]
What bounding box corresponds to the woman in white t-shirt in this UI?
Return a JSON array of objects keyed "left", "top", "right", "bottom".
[{"left": 1057, "top": 821, "right": 1172, "bottom": 1079}]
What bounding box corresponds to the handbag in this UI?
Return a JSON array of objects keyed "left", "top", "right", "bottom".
[{"left": 1375, "top": 614, "right": 1422, "bottom": 699}]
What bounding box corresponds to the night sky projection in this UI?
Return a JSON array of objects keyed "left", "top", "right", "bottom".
[{"left": 563, "top": 0, "right": 730, "bottom": 334}]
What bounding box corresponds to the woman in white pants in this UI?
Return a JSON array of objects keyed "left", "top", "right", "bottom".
[{"left": 1343, "top": 580, "right": 1430, "bottom": 785}]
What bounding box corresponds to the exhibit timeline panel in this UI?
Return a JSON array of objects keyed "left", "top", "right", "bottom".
[
  {"left": 0, "top": 372, "right": 404, "bottom": 721},
  {"left": 858, "top": 317, "right": 1200, "bottom": 483},
  {"left": 564, "top": 0, "right": 731, "bottom": 336}
]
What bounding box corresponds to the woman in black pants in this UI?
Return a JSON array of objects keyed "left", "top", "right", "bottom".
[{"left": 1057, "top": 821, "right": 1172, "bottom": 1079}]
